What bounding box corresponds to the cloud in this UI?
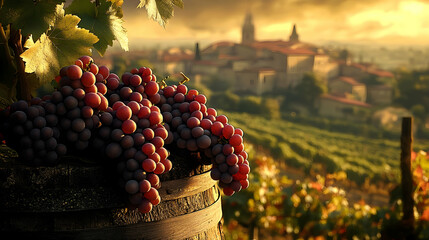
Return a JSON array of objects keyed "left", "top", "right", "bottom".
[{"left": 120, "top": 0, "right": 429, "bottom": 46}]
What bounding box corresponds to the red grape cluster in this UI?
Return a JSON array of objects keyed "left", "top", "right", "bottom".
[
  {"left": 157, "top": 85, "right": 250, "bottom": 196},
  {"left": 0, "top": 55, "right": 250, "bottom": 214}
]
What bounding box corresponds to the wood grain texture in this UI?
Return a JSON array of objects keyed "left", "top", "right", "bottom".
[{"left": 158, "top": 170, "right": 216, "bottom": 201}]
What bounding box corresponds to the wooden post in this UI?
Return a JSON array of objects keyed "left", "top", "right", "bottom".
[{"left": 400, "top": 117, "right": 415, "bottom": 238}]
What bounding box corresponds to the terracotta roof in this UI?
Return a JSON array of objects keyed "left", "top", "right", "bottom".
[
  {"left": 236, "top": 67, "right": 276, "bottom": 73},
  {"left": 320, "top": 94, "right": 371, "bottom": 108},
  {"left": 202, "top": 41, "right": 235, "bottom": 53},
  {"left": 248, "top": 41, "right": 317, "bottom": 56},
  {"left": 218, "top": 54, "right": 243, "bottom": 60},
  {"left": 335, "top": 76, "right": 363, "bottom": 86},
  {"left": 348, "top": 63, "right": 394, "bottom": 78},
  {"left": 367, "top": 69, "right": 394, "bottom": 78},
  {"left": 193, "top": 60, "right": 221, "bottom": 66}
]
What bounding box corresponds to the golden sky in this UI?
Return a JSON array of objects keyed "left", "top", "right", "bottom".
[{"left": 122, "top": 0, "right": 429, "bottom": 47}]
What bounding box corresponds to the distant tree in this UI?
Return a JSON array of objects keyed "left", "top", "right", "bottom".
[
  {"left": 210, "top": 91, "right": 239, "bottom": 111},
  {"left": 206, "top": 74, "right": 233, "bottom": 92},
  {"left": 339, "top": 49, "right": 351, "bottom": 61},
  {"left": 395, "top": 70, "right": 429, "bottom": 110},
  {"left": 294, "top": 73, "right": 326, "bottom": 110},
  {"left": 263, "top": 98, "right": 281, "bottom": 119}
]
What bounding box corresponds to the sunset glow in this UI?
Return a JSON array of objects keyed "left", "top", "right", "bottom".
[{"left": 121, "top": 0, "right": 429, "bottom": 47}]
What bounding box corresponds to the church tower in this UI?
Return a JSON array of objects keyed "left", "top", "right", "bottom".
[
  {"left": 241, "top": 12, "right": 255, "bottom": 44},
  {"left": 289, "top": 24, "right": 299, "bottom": 43}
]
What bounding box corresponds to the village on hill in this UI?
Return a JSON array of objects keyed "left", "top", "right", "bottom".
[{"left": 96, "top": 12, "right": 407, "bottom": 126}]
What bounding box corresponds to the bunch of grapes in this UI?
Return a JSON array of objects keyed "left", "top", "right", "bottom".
[
  {"left": 157, "top": 84, "right": 250, "bottom": 196},
  {"left": 0, "top": 55, "right": 250, "bottom": 214},
  {"left": 0, "top": 98, "right": 66, "bottom": 165}
]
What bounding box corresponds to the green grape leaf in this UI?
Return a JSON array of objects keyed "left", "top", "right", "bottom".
[
  {"left": 20, "top": 5, "right": 99, "bottom": 84},
  {"left": 0, "top": 0, "right": 65, "bottom": 40},
  {"left": 65, "top": 0, "right": 128, "bottom": 55},
  {"left": 138, "top": 0, "right": 183, "bottom": 27},
  {"left": 171, "top": 0, "right": 184, "bottom": 8}
]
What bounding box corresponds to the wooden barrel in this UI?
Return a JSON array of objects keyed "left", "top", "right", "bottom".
[{"left": 0, "top": 152, "right": 224, "bottom": 240}]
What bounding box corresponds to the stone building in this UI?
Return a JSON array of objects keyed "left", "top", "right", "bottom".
[{"left": 190, "top": 13, "right": 340, "bottom": 94}]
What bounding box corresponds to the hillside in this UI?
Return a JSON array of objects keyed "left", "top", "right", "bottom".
[{"left": 222, "top": 110, "right": 428, "bottom": 185}]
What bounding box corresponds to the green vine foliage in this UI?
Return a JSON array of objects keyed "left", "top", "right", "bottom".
[{"left": 0, "top": 0, "right": 183, "bottom": 102}]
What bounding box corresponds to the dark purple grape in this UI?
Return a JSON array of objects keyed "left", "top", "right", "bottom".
[
  {"left": 53, "top": 127, "right": 60, "bottom": 139},
  {"left": 228, "top": 164, "right": 239, "bottom": 175},
  {"left": 133, "top": 169, "right": 147, "bottom": 181},
  {"left": 27, "top": 106, "right": 39, "bottom": 119},
  {"left": 171, "top": 109, "right": 181, "bottom": 117},
  {"left": 162, "top": 112, "right": 172, "bottom": 123},
  {"left": 100, "top": 112, "right": 113, "bottom": 125},
  {"left": 171, "top": 117, "right": 182, "bottom": 129},
  {"left": 138, "top": 118, "right": 150, "bottom": 129},
  {"left": 60, "top": 86, "right": 73, "bottom": 96},
  {"left": 111, "top": 129, "right": 124, "bottom": 142},
  {"left": 64, "top": 96, "right": 78, "bottom": 110},
  {"left": 60, "top": 118, "right": 71, "bottom": 130},
  {"left": 123, "top": 147, "right": 137, "bottom": 160},
  {"left": 210, "top": 168, "right": 221, "bottom": 180},
  {"left": 56, "top": 144, "right": 67, "bottom": 156},
  {"left": 66, "top": 130, "right": 79, "bottom": 142},
  {"left": 44, "top": 102, "right": 56, "bottom": 114},
  {"left": 134, "top": 151, "right": 147, "bottom": 164},
  {"left": 51, "top": 91, "right": 63, "bottom": 103},
  {"left": 35, "top": 105, "right": 45, "bottom": 116},
  {"left": 218, "top": 163, "right": 228, "bottom": 173},
  {"left": 105, "top": 143, "right": 122, "bottom": 159},
  {"left": 71, "top": 118, "right": 85, "bottom": 132},
  {"left": 11, "top": 111, "right": 27, "bottom": 124},
  {"left": 12, "top": 100, "right": 28, "bottom": 112},
  {"left": 126, "top": 158, "right": 139, "bottom": 171},
  {"left": 33, "top": 140, "right": 45, "bottom": 151},
  {"left": 79, "top": 129, "right": 91, "bottom": 141},
  {"left": 133, "top": 133, "right": 145, "bottom": 147},
  {"left": 98, "top": 126, "right": 111, "bottom": 139},
  {"left": 186, "top": 139, "right": 198, "bottom": 151},
  {"left": 30, "top": 128, "right": 41, "bottom": 140},
  {"left": 33, "top": 116, "right": 46, "bottom": 128},
  {"left": 215, "top": 154, "right": 226, "bottom": 164},
  {"left": 109, "top": 93, "right": 120, "bottom": 104},
  {"left": 120, "top": 87, "right": 133, "bottom": 99},
  {"left": 112, "top": 118, "right": 122, "bottom": 129},
  {"left": 180, "top": 127, "right": 191, "bottom": 140},
  {"left": 121, "top": 135, "right": 134, "bottom": 149},
  {"left": 181, "top": 112, "right": 190, "bottom": 122},
  {"left": 161, "top": 104, "right": 172, "bottom": 112},
  {"left": 66, "top": 108, "right": 81, "bottom": 120},
  {"left": 125, "top": 180, "right": 139, "bottom": 194},
  {"left": 45, "top": 114, "right": 58, "bottom": 126},
  {"left": 230, "top": 180, "right": 242, "bottom": 192},
  {"left": 176, "top": 138, "right": 186, "bottom": 149},
  {"left": 197, "top": 135, "right": 211, "bottom": 149},
  {"left": 191, "top": 127, "right": 204, "bottom": 138},
  {"left": 56, "top": 103, "right": 67, "bottom": 116},
  {"left": 220, "top": 173, "right": 233, "bottom": 184},
  {"left": 41, "top": 127, "right": 54, "bottom": 139},
  {"left": 212, "top": 144, "right": 223, "bottom": 155}
]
